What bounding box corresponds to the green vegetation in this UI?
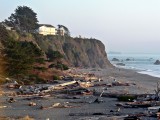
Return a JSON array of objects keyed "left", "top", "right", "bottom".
[
  {"left": 55, "top": 63, "right": 69, "bottom": 70},
  {"left": 53, "top": 75, "right": 60, "bottom": 80},
  {"left": 0, "top": 25, "right": 9, "bottom": 83},
  {"left": 46, "top": 48, "right": 63, "bottom": 62},
  {"left": 48, "top": 63, "right": 69, "bottom": 70},
  {"left": 46, "top": 48, "right": 69, "bottom": 70},
  {"left": 58, "top": 25, "right": 70, "bottom": 36},
  {"left": 117, "top": 95, "right": 137, "bottom": 102},
  {"left": 28, "top": 74, "right": 46, "bottom": 84},
  {"left": 3, "top": 40, "right": 45, "bottom": 78},
  {"left": 61, "top": 64, "right": 69, "bottom": 70},
  {"left": 0, "top": 24, "right": 45, "bottom": 80},
  {"left": 33, "top": 67, "right": 47, "bottom": 72},
  {"left": 0, "top": 6, "right": 71, "bottom": 84},
  {"left": 5, "top": 6, "right": 38, "bottom": 33},
  {"left": 0, "top": 24, "right": 10, "bottom": 41},
  {"left": 0, "top": 57, "right": 6, "bottom": 84}
]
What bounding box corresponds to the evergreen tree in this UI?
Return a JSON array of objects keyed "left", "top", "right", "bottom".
[
  {"left": 5, "top": 6, "right": 38, "bottom": 32},
  {"left": 3, "top": 40, "right": 44, "bottom": 78},
  {"left": 58, "top": 25, "right": 70, "bottom": 36}
]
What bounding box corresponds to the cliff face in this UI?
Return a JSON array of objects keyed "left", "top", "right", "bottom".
[{"left": 35, "top": 35, "right": 112, "bottom": 68}]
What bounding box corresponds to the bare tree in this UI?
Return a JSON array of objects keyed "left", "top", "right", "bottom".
[{"left": 154, "top": 82, "right": 160, "bottom": 100}]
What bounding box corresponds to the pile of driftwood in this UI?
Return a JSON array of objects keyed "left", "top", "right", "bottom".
[{"left": 5, "top": 73, "right": 160, "bottom": 119}]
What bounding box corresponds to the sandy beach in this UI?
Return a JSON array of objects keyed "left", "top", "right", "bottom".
[{"left": 0, "top": 67, "right": 160, "bottom": 120}]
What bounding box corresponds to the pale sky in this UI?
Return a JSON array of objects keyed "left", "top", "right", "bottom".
[{"left": 1, "top": 0, "right": 160, "bottom": 53}]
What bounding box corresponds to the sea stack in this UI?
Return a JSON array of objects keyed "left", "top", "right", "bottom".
[{"left": 154, "top": 60, "right": 160, "bottom": 65}]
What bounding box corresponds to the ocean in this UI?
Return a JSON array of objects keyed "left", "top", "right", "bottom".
[{"left": 108, "top": 53, "right": 160, "bottom": 78}]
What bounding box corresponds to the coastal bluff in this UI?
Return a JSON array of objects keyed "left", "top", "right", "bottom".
[{"left": 35, "top": 35, "right": 112, "bottom": 68}]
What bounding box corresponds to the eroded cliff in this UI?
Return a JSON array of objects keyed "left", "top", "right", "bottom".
[{"left": 35, "top": 35, "right": 112, "bottom": 68}]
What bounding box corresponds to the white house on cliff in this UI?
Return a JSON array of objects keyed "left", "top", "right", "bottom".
[
  {"left": 37, "top": 24, "right": 69, "bottom": 36},
  {"left": 37, "top": 24, "right": 56, "bottom": 36}
]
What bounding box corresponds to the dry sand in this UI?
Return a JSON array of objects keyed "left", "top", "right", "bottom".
[{"left": 0, "top": 67, "right": 160, "bottom": 120}]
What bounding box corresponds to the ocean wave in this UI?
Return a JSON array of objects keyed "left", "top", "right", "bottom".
[{"left": 138, "top": 71, "right": 160, "bottom": 78}]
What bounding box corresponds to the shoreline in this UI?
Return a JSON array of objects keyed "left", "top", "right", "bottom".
[
  {"left": 108, "top": 53, "right": 160, "bottom": 80},
  {"left": 112, "top": 63, "right": 160, "bottom": 79},
  {"left": 138, "top": 71, "right": 160, "bottom": 78}
]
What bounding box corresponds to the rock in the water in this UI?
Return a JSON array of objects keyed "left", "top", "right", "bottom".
[
  {"left": 116, "top": 63, "right": 125, "bottom": 66},
  {"left": 112, "top": 58, "right": 119, "bottom": 61},
  {"left": 126, "top": 58, "right": 131, "bottom": 61},
  {"left": 154, "top": 60, "right": 160, "bottom": 65},
  {"left": 126, "top": 58, "right": 134, "bottom": 61}
]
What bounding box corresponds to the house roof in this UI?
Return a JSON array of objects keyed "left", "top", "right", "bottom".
[
  {"left": 39, "top": 24, "right": 55, "bottom": 28},
  {"left": 0, "top": 22, "right": 13, "bottom": 28}
]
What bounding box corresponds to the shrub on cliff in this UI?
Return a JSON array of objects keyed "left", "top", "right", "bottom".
[
  {"left": 2, "top": 38, "right": 45, "bottom": 79},
  {"left": 46, "top": 48, "right": 63, "bottom": 62},
  {"left": 53, "top": 75, "right": 60, "bottom": 80},
  {"left": 0, "top": 25, "right": 9, "bottom": 83},
  {"left": 48, "top": 63, "right": 69, "bottom": 70},
  {"left": 62, "top": 64, "right": 69, "bottom": 70},
  {"left": 28, "top": 74, "right": 46, "bottom": 84}
]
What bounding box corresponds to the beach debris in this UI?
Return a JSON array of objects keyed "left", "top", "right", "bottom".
[
  {"left": 74, "top": 115, "right": 129, "bottom": 120},
  {"left": 29, "top": 102, "right": 37, "bottom": 106},
  {"left": 41, "top": 102, "right": 79, "bottom": 109},
  {"left": 126, "top": 101, "right": 152, "bottom": 108},
  {"left": 117, "top": 107, "right": 121, "bottom": 112},
  {"left": 6, "top": 81, "right": 20, "bottom": 89},
  {"left": 91, "top": 90, "right": 105, "bottom": 103},
  {"left": 112, "top": 81, "right": 129, "bottom": 86},
  {"left": 124, "top": 116, "right": 140, "bottom": 120},
  {"left": 2, "top": 68, "right": 160, "bottom": 120},
  {"left": 61, "top": 87, "right": 91, "bottom": 95},
  {"left": 7, "top": 97, "right": 16, "bottom": 103},
  {"left": 18, "top": 115, "right": 34, "bottom": 120},
  {"left": 110, "top": 108, "right": 121, "bottom": 113},
  {"left": 116, "top": 103, "right": 124, "bottom": 107},
  {"left": 156, "top": 108, "right": 160, "bottom": 119},
  {"left": 85, "top": 73, "right": 99, "bottom": 81},
  {"left": 92, "top": 98, "right": 104, "bottom": 103},
  {"left": 0, "top": 106, "right": 7, "bottom": 109},
  {"left": 52, "top": 103, "right": 63, "bottom": 108},
  {"left": 154, "top": 82, "right": 160, "bottom": 100},
  {"left": 78, "top": 82, "right": 94, "bottom": 88},
  {"left": 148, "top": 106, "right": 160, "bottom": 110}
]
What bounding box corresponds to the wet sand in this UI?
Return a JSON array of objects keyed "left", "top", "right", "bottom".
[{"left": 0, "top": 67, "right": 160, "bottom": 120}]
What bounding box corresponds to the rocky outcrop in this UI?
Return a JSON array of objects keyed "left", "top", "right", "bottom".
[
  {"left": 35, "top": 35, "right": 112, "bottom": 68},
  {"left": 126, "top": 58, "right": 134, "bottom": 61},
  {"left": 154, "top": 60, "right": 160, "bottom": 65},
  {"left": 112, "top": 58, "right": 119, "bottom": 62},
  {"left": 126, "top": 58, "right": 131, "bottom": 61}
]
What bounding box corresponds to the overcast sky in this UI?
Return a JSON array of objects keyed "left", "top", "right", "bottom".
[{"left": 1, "top": 0, "right": 160, "bottom": 53}]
